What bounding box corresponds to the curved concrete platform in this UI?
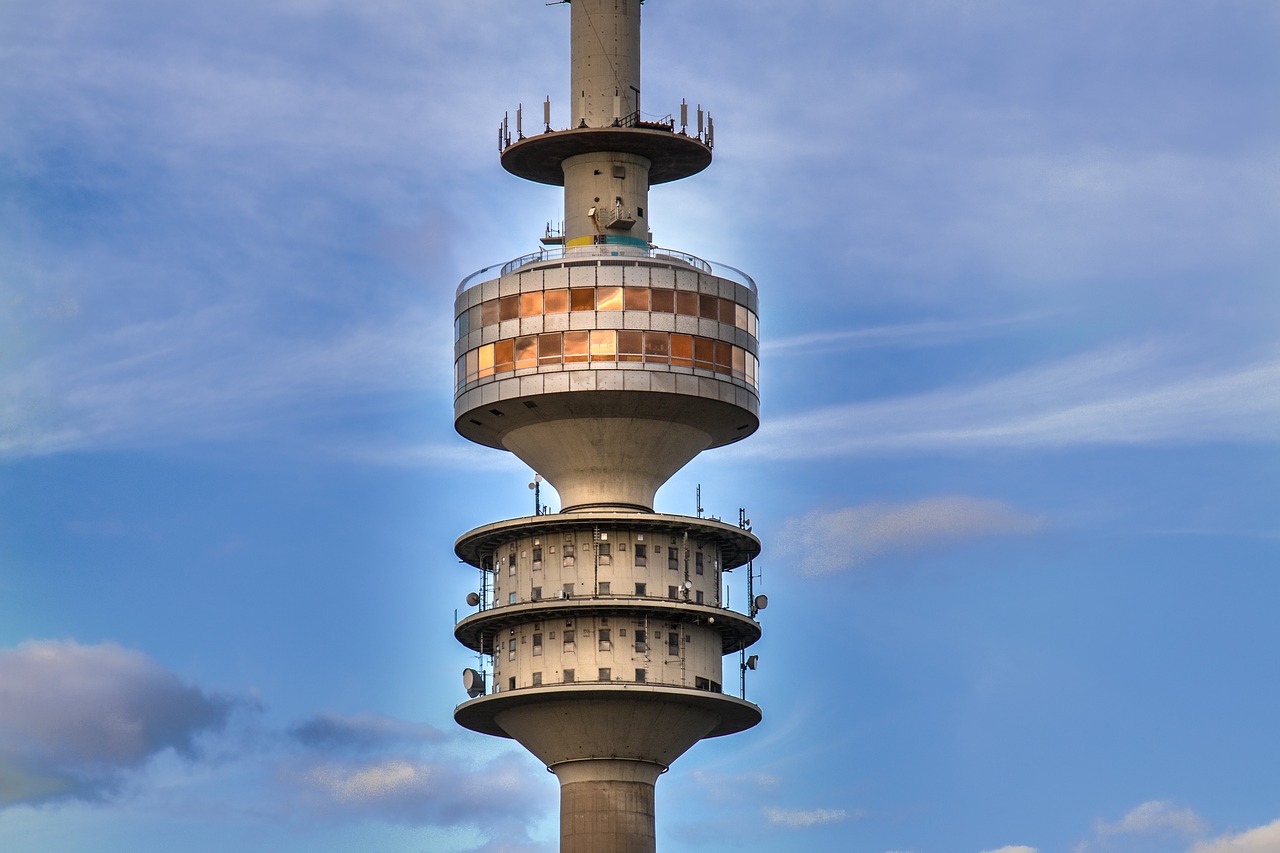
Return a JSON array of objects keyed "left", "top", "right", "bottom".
[
  {"left": 502, "top": 127, "right": 712, "bottom": 186},
  {"left": 455, "top": 683, "right": 762, "bottom": 746}
]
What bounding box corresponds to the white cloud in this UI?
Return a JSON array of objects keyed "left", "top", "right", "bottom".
[
  {"left": 1095, "top": 800, "right": 1207, "bottom": 839},
  {"left": 1189, "top": 818, "right": 1280, "bottom": 853},
  {"left": 777, "top": 496, "right": 1044, "bottom": 576},
  {"left": 742, "top": 344, "right": 1280, "bottom": 461},
  {"left": 0, "top": 639, "right": 233, "bottom": 807},
  {"left": 764, "top": 806, "right": 856, "bottom": 828}
]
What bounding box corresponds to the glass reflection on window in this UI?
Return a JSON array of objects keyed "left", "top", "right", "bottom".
[
  {"left": 596, "top": 286, "right": 623, "bottom": 311},
  {"left": 563, "top": 330, "right": 589, "bottom": 362},
  {"left": 590, "top": 330, "right": 616, "bottom": 361}
]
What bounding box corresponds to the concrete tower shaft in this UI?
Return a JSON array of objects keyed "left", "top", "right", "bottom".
[
  {"left": 570, "top": 0, "right": 642, "bottom": 128},
  {"left": 449, "top": 3, "right": 763, "bottom": 850}
]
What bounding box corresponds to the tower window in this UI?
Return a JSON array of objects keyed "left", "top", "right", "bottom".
[
  {"left": 563, "top": 630, "right": 575, "bottom": 652},
  {"left": 533, "top": 633, "right": 543, "bottom": 655},
  {"left": 635, "top": 668, "right": 646, "bottom": 683},
  {"left": 695, "top": 590, "right": 704, "bottom": 604},
  {"left": 634, "top": 629, "right": 647, "bottom": 652},
  {"left": 667, "top": 585, "right": 678, "bottom": 600},
  {"left": 509, "top": 676, "right": 517, "bottom": 691},
  {"left": 598, "top": 668, "right": 611, "bottom": 682},
  {"left": 695, "top": 552, "right": 704, "bottom": 574},
  {"left": 564, "top": 669, "right": 575, "bottom": 683},
  {"left": 598, "top": 581, "right": 611, "bottom": 595},
  {"left": 635, "top": 582, "right": 647, "bottom": 596},
  {"left": 532, "top": 672, "right": 542, "bottom": 686},
  {"left": 668, "top": 632, "right": 679, "bottom": 657},
  {"left": 531, "top": 586, "right": 542, "bottom": 601},
  {"left": 598, "top": 629, "right": 611, "bottom": 651},
  {"left": 634, "top": 543, "right": 647, "bottom": 566}
]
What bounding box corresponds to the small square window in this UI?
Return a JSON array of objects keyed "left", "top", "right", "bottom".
[
  {"left": 668, "top": 585, "right": 679, "bottom": 600},
  {"left": 598, "top": 581, "right": 611, "bottom": 595},
  {"left": 564, "top": 669, "right": 575, "bottom": 683},
  {"left": 635, "top": 668, "right": 646, "bottom": 683},
  {"left": 531, "top": 586, "right": 542, "bottom": 601},
  {"left": 695, "top": 590, "right": 704, "bottom": 604},
  {"left": 635, "top": 583, "right": 647, "bottom": 596},
  {"left": 532, "top": 672, "right": 542, "bottom": 686},
  {"left": 508, "top": 592, "right": 517, "bottom": 605},
  {"left": 598, "top": 668, "right": 611, "bottom": 682},
  {"left": 509, "top": 676, "right": 517, "bottom": 690}
]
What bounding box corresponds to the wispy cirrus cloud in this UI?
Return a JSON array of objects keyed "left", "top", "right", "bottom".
[
  {"left": 777, "top": 496, "right": 1045, "bottom": 576},
  {"left": 764, "top": 806, "right": 857, "bottom": 828},
  {"left": 740, "top": 344, "right": 1280, "bottom": 461}
]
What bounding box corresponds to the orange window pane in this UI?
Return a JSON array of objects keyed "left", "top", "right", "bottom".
[
  {"left": 699, "top": 294, "right": 718, "bottom": 319},
  {"left": 544, "top": 289, "right": 568, "bottom": 313},
  {"left": 499, "top": 295, "right": 519, "bottom": 321},
  {"left": 714, "top": 341, "right": 733, "bottom": 373},
  {"left": 481, "top": 300, "right": 499, "bottom": 326},
  {"left": 693, "top": 337, "right": 714, "bottom": 369},
  {"left": 520, "top": 292, "right": 543, "bottom": 317},
  {"left": 644, "top": 332, "right": 669, "bottom": 362},
  {"left": 570, "top": 288, "right": 595, "bottom": 311},
  {"left": 650, "top": 288, "right": 675, "bottom": 313},
  {"left": 515, "top": 335, "right": 537, "bottom": 368},
  {"left": 495, "top": 339, "right": 515, "bottom": 372},
  {"left": 732, "top": 345, "right": 746, "bottom": 377},
  {"left": 478, "top": 343, "right": 495, "bottom": 378},
  {"left": 670, "top": 334, "right": 693, "bottom": 365},
  {"left": 676, "top": 291, "right": 698, "bottom": 316},
  {"left": 618, "top": 331, "right": 644, "bottom": 361},
  {"left": 538, "top": 332, "right": 562, "bottom": 364},
  {"left": 735, "top": 303, "right": 748, "bottom": 331},
  {"left": 623, "top": 287, "right": 649, "bottom": 310},
  {"left": 719, "top": 297, "right": 736, "bottom": 324},
  {"left": 596, "top": 286, "right": 623, "bottom": 311},
  {"left": 563, "top": 330, "right": 589, "bottom": 361},
  {"left": 590, "top": 330, "right": 617, "bottom": 360}
]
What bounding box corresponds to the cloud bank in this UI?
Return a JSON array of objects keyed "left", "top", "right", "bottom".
[
  {"left": 0, "top": 639, "right": 232, "bottom": 807},
  {"left": 777, "top": 496, "right": 1045, "bottom": 576}
]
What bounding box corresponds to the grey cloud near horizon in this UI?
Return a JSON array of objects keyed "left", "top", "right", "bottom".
[
  {"left": 288, "top": 711, "right": 446, "bottom": 753},
  {"left": 777, "top": 497, "right": 1045, "bottom": 576},
  {"left": 0, "top": 639, "right": 234, "bottom": 807}
]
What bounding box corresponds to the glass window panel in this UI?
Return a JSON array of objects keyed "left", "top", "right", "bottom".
[
  {"left": 650, "top": 288, "right": 675, "bottom": 313},
  {"left": 499, "top": 295, "right": 519, "bottom": 321},
  {"left": 481, "top": 299, "right": 499, "bottom": 326},
  {"left": 466, "top": 348, "right": 478, "bottom": 381},
  {"left": 618, "top": 330, "right": 644, "bottom": 361},
  {"left": 676, "top": 291, "right": 698, "bottom": 316},
  {"left": 732, "top": 345, "right": 746, "bottom": 377},
  {"left": 468, "top": 304, "right": 481, "bottom": 331},
  {"left": 538, "top": 332, "right": 562, "bottom": 365},
  {"left": 670, "top": 334, "right": 693, "bottom": 366},
  {"left": 748, "top": 310, "right": 758, "bottom": 337},
  {"left": 520, "top": 291, "right": 543, "bottom": 317},
  {"left": 643, "top": 332, "right": 669, "bottom": 362},
  {"left": 570, "top": 287, "right": 595, "bottom": 311},
  {"left": 590, "top": 330, "right": 616, "bottom": 361},
  {"left": 515, "top": 335, "right": 537, "bottom": 368},
  {"left": 623, "top": 287, "right": 649, "bottom": 310},
  {"left": 563, "top": 330, "right": 589, "bottom": 362},
  {"left": 693, "top": 337, "right": 714, "bottom": 369},
  {"left": 455, "top": 356, "right": 465, "bottom": 387},
  {"left": 478, "top": 343, "right": 495, "bottom": 378},
  {"left": 596, "top": 286, "right": 623, "bottom": 311},
  {"left": 735, "top": 303, "right": 748, "bottom": 330},
  {"left": 699, "top": 293, "right": 718, "bottom": 319},
  {"left": 714, "top": 341, "right": 733, "bottom": 373},
  {"left": 494, "top": 339, "right": 515, "bottom": 372},
  {"left": 544, "top": 289, "right": 568, "bottom": 313},
  {"left": 455, "top": 312, "right": 468, "bottom": 338},
  {"left": 719, "top": 297, "right": 736, "bottom": 324}
]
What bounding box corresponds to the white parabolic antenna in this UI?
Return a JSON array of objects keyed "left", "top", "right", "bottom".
[{"left": 463, "top": 668, "right": 486, "bottom": 698}]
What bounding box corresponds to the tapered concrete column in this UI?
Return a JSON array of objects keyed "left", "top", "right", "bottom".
[{"left": 554, "top": 759, "right": 664, "bottom": 853}]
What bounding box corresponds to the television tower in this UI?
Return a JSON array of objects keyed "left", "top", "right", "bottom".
[{"left": 451, "top": 2, "right": 765, "bottom": 850}]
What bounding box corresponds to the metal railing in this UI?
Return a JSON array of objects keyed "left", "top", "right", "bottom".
[{"left": 457, "top": 246, "right": 757, "bottom": 296}]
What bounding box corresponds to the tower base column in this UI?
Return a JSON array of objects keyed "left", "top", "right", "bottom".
[{"left": 553, "top": 759, "right": 664, "bottom": 853}]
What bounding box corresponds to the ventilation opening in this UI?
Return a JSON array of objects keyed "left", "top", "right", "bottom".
[
  {"left": 523, "top": 401, "right": 538, "bottom": 409},
  {"left": 489, "top": 408, "right": 504, "bottom": 417}
]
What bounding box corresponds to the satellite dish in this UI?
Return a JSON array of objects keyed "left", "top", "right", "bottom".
[
  {"left": 528, "top": 482, "right": 536, "bottom": 490},
  {"left": 746, "top": 654, "right": 759, "bottom": 670},
  {"left": 683, "top": 580, "right": 693, "bottom": 590},
  {"left": 466, "top": 592, "right": 481, "bottom": 607},
  {"left": 462, "top": 668, "right": 486, "bottom": 698},
  {"left": 753, "top": 594, "right": 769, "bottom": 612}
]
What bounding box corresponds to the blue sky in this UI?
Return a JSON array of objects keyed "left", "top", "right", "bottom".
[{"left": 2, "top": 1, "right": 1278, "bottom": 851}]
